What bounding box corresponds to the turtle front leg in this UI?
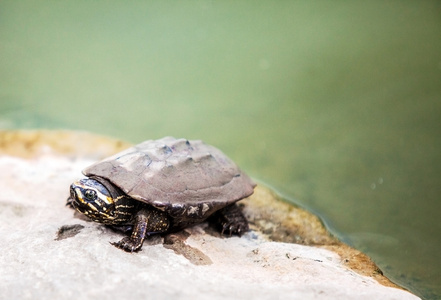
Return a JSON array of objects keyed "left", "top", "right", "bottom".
[{"left": 112, "top": 208, "right": 170, "bottom": 252}]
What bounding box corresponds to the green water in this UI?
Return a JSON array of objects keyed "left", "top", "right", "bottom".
[{"left": 1, "top": 1, "right": 440, "bottom": 298}]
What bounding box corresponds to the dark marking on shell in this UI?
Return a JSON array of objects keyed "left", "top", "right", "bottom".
[{"left": 160, "top": 145, "right": 172, "bottom": 155}]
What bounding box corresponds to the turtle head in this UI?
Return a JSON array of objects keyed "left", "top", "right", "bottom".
[{"left": 68, "top": 178, "right": 119, "bottom": 224}]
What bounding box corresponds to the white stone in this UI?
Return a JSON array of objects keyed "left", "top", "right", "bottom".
[{"left": 0, "top": 152, "right": 419, "bottom": 300}]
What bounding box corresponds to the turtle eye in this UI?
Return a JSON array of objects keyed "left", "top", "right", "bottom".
[{"left": 84, "top": 189, "right": 97, "bottom": 201}]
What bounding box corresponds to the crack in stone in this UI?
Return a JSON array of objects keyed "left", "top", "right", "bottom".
[{"left": 55, "top": 224, "right": 85, "bottom": 241}]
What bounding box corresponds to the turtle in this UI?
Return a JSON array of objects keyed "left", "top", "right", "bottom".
[{"left": 67, "top": 137, "right": 256, "bottom": 252}]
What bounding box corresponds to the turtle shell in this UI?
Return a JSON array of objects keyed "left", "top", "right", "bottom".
[{"left": 83, "top": 137, "right": 255, "bottom": 223}]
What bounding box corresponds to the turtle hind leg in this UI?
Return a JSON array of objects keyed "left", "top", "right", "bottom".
[
  {"left": 112, "top": 208, "right": 170, "bottom": 252},
  {"left": 211, "top": 204, "right": 249, "bottom": 237}
]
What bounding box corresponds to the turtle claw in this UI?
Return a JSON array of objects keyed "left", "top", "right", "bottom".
[
  {"left": 215, "top": 204, "right": 249, "bottom": 237},
  {"left": 111, "top": 237, "right": 142, "bottom": 252},
  {"left": 221, "top": 221, "right": 248, "bottom": 237}
]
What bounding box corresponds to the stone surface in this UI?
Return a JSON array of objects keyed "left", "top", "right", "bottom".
[{"left": 0, "top": 130, "right": 420, "bottom": 300}]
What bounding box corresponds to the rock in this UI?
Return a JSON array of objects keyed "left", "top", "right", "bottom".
[{"left": 0, "top": 130, "right": 420, "bottom": 299}]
